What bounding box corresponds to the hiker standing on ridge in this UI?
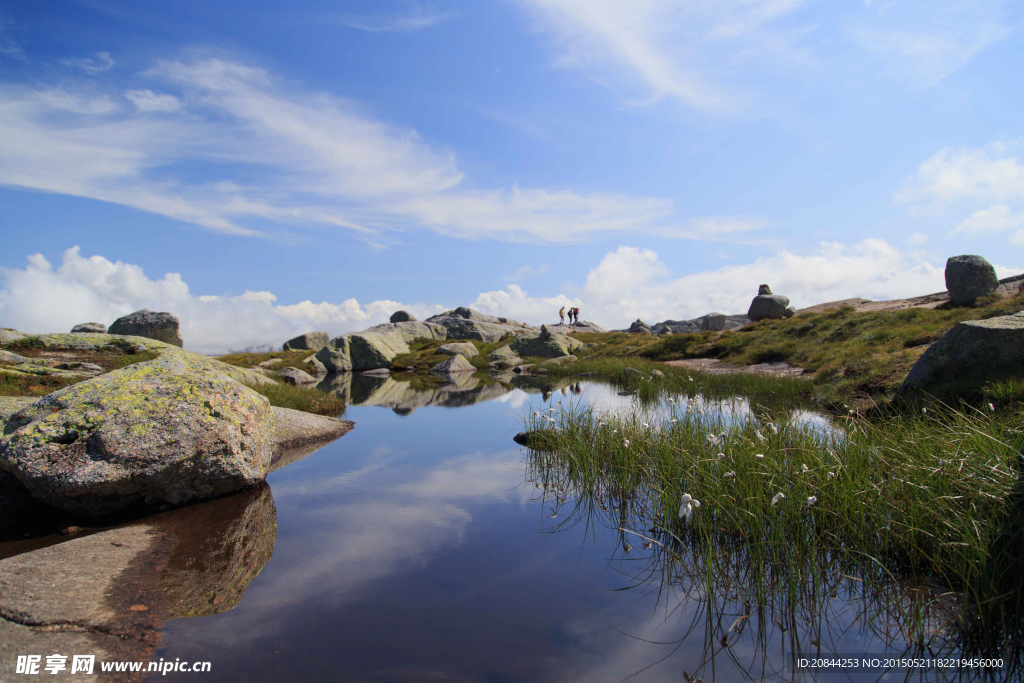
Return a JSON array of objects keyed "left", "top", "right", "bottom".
[
  {"left": 559, "top": 306, "right": 565, "bottom": 325},
  {"left": 573, "top": 307, "right": 581, "bottom": 325}
]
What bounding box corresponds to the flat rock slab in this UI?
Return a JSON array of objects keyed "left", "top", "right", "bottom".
[
  {"left": 270, "top": 407, "right": 354, "bottom": 471},
  {"left": 437, "top": 342, "right": 479, "bottom": 358},
  {"left": 663, "top": 358, "right": 805, "bottom": 377}
]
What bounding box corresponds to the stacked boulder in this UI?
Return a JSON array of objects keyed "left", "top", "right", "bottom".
[
  {"left": 628, "top": 319, "right": 652, "bottom": 334},
  {"left": 747, "top": 285, "right": 796, "bottom": 322},
  {"left": 945, "top": 255, "right": 999, "bottom": 305}
]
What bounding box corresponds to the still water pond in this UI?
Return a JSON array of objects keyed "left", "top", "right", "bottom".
[{"left": 144, "top": 377, "right": 946, "bottom": 682}]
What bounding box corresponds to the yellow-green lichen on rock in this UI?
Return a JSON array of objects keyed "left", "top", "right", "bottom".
[{"left": 0, "top": 336, "right": 277, "bottom": 516}]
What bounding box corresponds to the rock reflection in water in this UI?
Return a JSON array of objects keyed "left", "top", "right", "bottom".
[
  {"left": 154, "top": 485, "right": 277, "bottom": 619},
  {"left": 317, "top": 371, "right": 580, "bottom": 414},
  {"left": 0, "top": 485, "right": 276, "bottom": 678}
]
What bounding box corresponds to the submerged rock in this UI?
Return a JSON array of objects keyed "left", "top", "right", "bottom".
[
  {"left": 437, "top": 342, "right": 479, "bottom": 358},
  {"left": 70, "top": 322, "right": 106, "bottom": 334},
  {"left": 0, "top": 351, "right": 274, "bottom": 516},
  {"left": 513, "top": 429, "right": 559, "bottom": 451},
  {"left": 509, "top": 331, "right": 583, "bottom": 359},
  {"left": 107, "top": 309, "right": 184, "bottom": 347},
  {"left": 945, "top": 255, "right": 999, "bottom": 306},
  {"left": 898, "top": 311, "right": 1024, "bottom": 400},
  {"left": 282, "top": 330, "right": 330, "bottom": 352}
]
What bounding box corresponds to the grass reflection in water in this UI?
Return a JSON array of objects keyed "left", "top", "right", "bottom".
[{"left": 523, "top": 389, "right": 1024, "bottom": 681}]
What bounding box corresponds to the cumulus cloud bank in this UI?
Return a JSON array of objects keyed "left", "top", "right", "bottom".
[{"left": 5, "top": 242, "right": 1008, "bottom": 355}]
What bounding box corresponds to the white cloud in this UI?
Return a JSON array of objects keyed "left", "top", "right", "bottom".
[
  {"left": 0, "top": 57, "right": 718, "bottom": 244},
  {"left": 905, "top": 232, "right": 929, "bottom": 246},
  {"left": 952, "top": 204, "right": 1024, "bottom": 236},
  {"left": 0, "top": 247, "right": 447, "bottom": 355},
  {"left": 336, "top": 5, "right": 458, "bottom": 32},
  {"left": 900, "top": 141, "right": 1024, "bottom": 247},
  {"left": 898, "top": 141, "right": 1024, "bottom": 207},
  {"left": 124, "top": 89, "right": 182, "bottom": 112},
  {"left": 61, "top": 51, "right": 115, "bottom": 74},
  {"left": 6, "top": 241, "right": 1003, "bottom": 353},
  {"left": 474, "top": 240, "right": 993, "bottom": 328}
]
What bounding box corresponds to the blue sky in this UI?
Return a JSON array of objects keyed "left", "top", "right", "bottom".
[{"left": 1, "top": 0, "right": 1023, "bottom": 352}]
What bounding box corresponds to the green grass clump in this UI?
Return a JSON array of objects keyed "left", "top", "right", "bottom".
[
  {"left": 245, "top": 381, "right": 346, "bottom": 416},
  {"left": 0, "top": 371, "right": 79, "bottom": 397},
  {"left": 523, "top": 397, "right": 1024, "bottom": 669},
  {"left": 217, "top": 349, "right": 319, "bottom": 373}
]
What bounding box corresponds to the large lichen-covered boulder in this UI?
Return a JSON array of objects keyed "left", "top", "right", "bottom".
[
  {"left": 437, "top": 342, "right": 478, "bottom": 358},
  {"left": 107, "top": 309, "right": 184, "bottom": 347},
  {"left": 429, "top": 317, "right": 511, "bottom": 343},
  {"left": 315, "top": 321, "right": 447, "bottom": 372},
  {"left": 628, "top": 320, "right": 652, "bottom": 334},
  {"left": 510, "top": 331, "right": 583, "bottom": 358},
  {"left": 282, "top": 330, "right": 330, "bottom": 352},
  {"left": 748, "top": 290, "right": 793, "bottom": 321},
  {"left": 0, "top": 351, "right": 275, "bottom": 516},
  {"left": 70, "top": 322, "right": 106, "bottom": 333},
  {"left": 897, "top": 311, "right": 1024, "bottom": 400},
  {"left": 430, "top": 354, "right": 476, "bottom": 376},
  {"left": 945, "top": 255, "right": 999, "bottom": 305}
]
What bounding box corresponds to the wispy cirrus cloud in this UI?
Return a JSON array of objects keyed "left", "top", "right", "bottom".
[
  {"left": 0, "top": 56, "right": 749, "bottom": 245},
  {"left": 516, "top": 0, "right": 1016, "bottom": 111},
  {"left": 334, "top": 5, "right": 458, "bottom": 33},
  {"left": 61, "top": 51, "right": 116, "bottom": 74}
]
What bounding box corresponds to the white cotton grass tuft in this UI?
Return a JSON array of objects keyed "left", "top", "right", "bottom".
[
  {"left": 801, "top": 463, "right": 809, "bottom": 473},
  {"left": 771, "top": 492, "right": 785, "bottom": 506},
  {"left": 755, "top": 453, "right": 764, "bottom": 458},
  {"left": 723, "top": 471, "right": 735, "bottom": 478},
  {"left": 989, "top": 402, "right": 995, "bottom": 412},
  {"left": 806, "top": 496, "right": 818, "bottom": 507},
  {"left": 827, "top": 471, "right": 836, "bottom": 479},
  {"left": 668, "top": 397, "right": 675, "bottom": 403},
  {"left": 678, "top": 493, "right": 700, "bottom": 522},
  {"left": 623, "top": 439, "right": 630, "bottom": 447}
]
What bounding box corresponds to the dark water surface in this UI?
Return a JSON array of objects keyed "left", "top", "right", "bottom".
[{"left": 142, "top": 380, "right": 949, "bottom": 682}]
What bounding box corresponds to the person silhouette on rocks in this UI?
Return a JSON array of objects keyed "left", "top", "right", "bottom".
[{"left": 559, "top": 306, "right": 565, "bottom": 325}]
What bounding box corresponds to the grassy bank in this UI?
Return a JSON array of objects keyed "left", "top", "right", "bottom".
[
  {"left": 0, "top": 348, "right": 160, "bottom": 397},
  {"left": 524, "top": 398, "right": 1024, "bottom": 668},
  {"left": 244, "top": 380, "right": 346, "bottom": 416},
  {"left": 562, "top": 293, "right": 1024, "bottom": 407}
]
